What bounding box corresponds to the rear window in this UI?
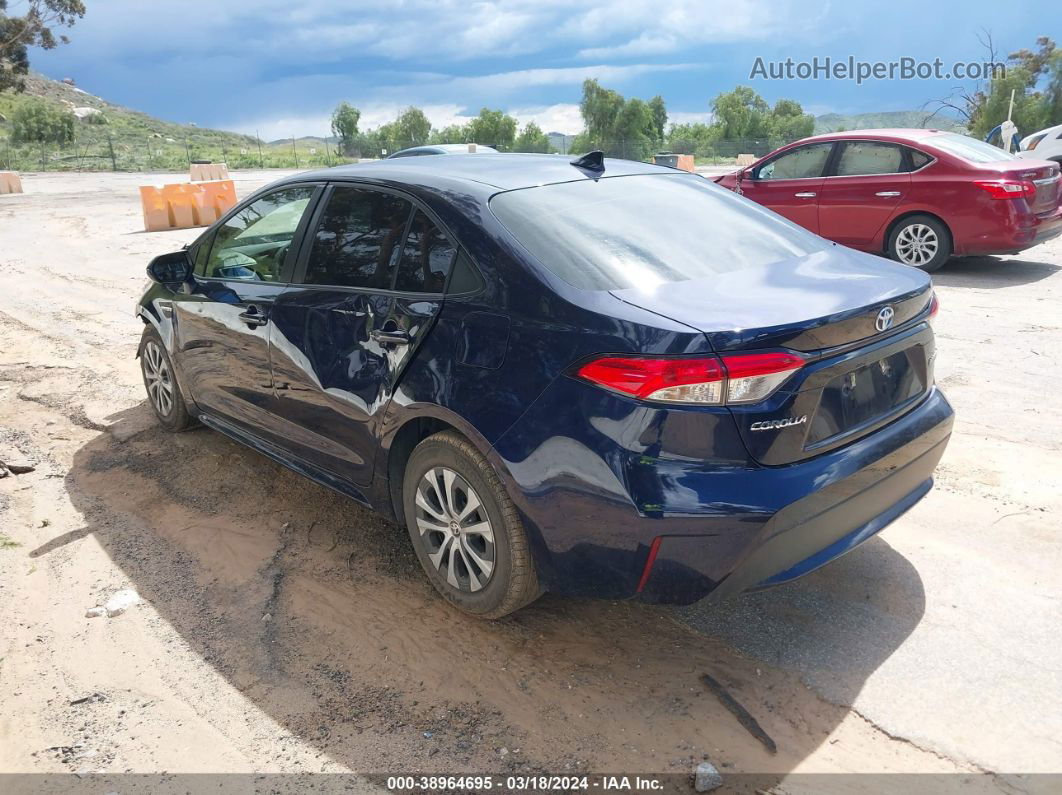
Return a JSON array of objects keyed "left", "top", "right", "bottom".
[
  {"left": 489, "top": 174, "right": 827, "bottom": 291},
  {"left": 929, "top": 133, "right": 1019, "bottom": 163}
]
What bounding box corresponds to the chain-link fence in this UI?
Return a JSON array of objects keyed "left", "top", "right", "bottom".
[{"left": 0, "top": 134, "right": 801, "bottom": 173}]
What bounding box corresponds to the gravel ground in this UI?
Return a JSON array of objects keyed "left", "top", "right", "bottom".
[{"left": 0, "top": 170, "right": 1059, "bottom": 789}]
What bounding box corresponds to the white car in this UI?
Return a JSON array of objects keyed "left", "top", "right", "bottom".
[{"left": 1018, "top": 123, "right": 1062, "bottom": 165}]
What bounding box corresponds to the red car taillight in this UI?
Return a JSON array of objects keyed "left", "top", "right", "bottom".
[
  {"left": 973, "top": 179, "right": 1036, "bottom": 200},
  {"left": 574, "top": 351, "right": 804, "bottom": 405},
  {"left": 927, "top": 292, "right": 940, "bottom": 327}
]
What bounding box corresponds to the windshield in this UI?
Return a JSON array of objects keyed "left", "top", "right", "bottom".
[
  {"left": 489, "top": 174, "right": 828, "bottom": 291},
  {"left": 929, "top": 132, "right": 1019, "bottom": 163}
]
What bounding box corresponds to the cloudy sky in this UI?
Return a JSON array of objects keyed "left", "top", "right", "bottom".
[{"left": 31, "top": 0, "right": 1053, "bottom": 138}]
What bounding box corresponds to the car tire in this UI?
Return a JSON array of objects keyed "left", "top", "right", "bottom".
[
  {"left": 402, "top": 431, "right": 540, "bottom": 618},
  {"left": 886, "top": 214, "right": 952, "bottom": 273},
  {"left": 138, "top": 326, "right": 197, "bottom": 432}
]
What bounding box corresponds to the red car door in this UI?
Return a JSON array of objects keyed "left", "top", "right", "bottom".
[
  {"left": 738, "top": 142, "right": 834, "bottom": 233},
  {"left": 818, "top": 141, "right": 912, "bottom": 248}
]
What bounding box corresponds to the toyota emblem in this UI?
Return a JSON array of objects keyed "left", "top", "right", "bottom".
[{"left": 875, "top": 306, "right": 895, "bottom": 332}]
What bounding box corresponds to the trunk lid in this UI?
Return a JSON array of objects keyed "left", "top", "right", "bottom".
[
  {"left": 988, "top": 160, "right": 1061, "bottom": 216},
  {"left": 610, "top": 247, "right": 936, "bottom": 465}
]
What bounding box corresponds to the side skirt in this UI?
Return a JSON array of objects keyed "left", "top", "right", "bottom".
[{"left": 197, "top": 412, "right": 374, "bottom": 509}]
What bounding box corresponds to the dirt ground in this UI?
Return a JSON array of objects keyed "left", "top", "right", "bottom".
[{"left": 0, "top": 171, "right": 1059, "bottom": 790}]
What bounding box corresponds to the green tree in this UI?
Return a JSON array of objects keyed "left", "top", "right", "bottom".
[
  {"left": 969, "top": 66, "right": 1049, "bottom": 138},
  {"left": 766, "top": 98, "right": 815, "bottom": 140},
  {"left": 430, "top": 123, "right": 468, "bottom": 144},
  {"left": 575, "top": 79, "right": 660, "bottom": 159},
  {"left": 1045, "top": 50, "right": 1062, "bottom": 127},
  {"left": 466, "top": 107, "right": 517, "bottom": 149},
  {"left": 1, "top": 0, "right": 85, "bottom": 93},
  {"left": 710, "top": 86, "right": 771, "bottom": 140},
  {"left": 330, "top": 101, "right": 361, "bottom": 156},
  {"left": 372, "top": 106, "right": 432, "bottom": 153},
  {"left": 513, "top": 121, "right": 551, "bottom": 153},
  {"left": 579, "top": 78, "right": 624, "bottom": 150},
  {"left": 395, "top": 106, "right": 431, "bottom": 147},
  {"left": 666, "top": 122, "right": 717, "bottom": 155},
  {"left": 10, "top": 98, "right": 74, "bottom": 143},
  {"left": 927, "top": 36, "right": 1061, "bottom": 137},
  {"left": 647, "top": 95, "right": 667, "bottom": 146}
]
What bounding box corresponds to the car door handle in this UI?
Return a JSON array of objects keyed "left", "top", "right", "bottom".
[
  {"left": 332, "top": 308, "right": 367, "bottom": 317},
  {"left": 794, "top": 192, "right": 817, "bottom": 198},
  {"left": 238, "top": 308, "right": 269, "bottom": 327},
  {"left": 370, "top": 328, "right": 411, "bottom": 346},
  {"left": 875, "top": 191, "right": 902, "bottom": 197}
]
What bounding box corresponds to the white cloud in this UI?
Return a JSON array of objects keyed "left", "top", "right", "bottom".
[
  {"left": 574, "top": 0, "right": 828, "bottom": 59},
  {"left": 508, "top": 104, "right": 584, "bottom": 135},
  {"left": 48, "top": 0, "right": 814, "bottom": 64},
  {"left": 668, "top": 111, "right": 714, "bottom": 126}
]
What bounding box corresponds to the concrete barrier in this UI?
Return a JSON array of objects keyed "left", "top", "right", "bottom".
[
  {"left": 190, "top": 163, "right": 230, "bottom": 181},
  {"left": 736, "top": 154, "right": 757, "bottom": 167},
  {"left": 139, "top": 179, "right": 237, "bottom": 232},
  {"left": 0, "top": 171, "right": 23, "bottom": 194},
  {"left": 652, "top": 154, "right": 696, "bottom": 172}
]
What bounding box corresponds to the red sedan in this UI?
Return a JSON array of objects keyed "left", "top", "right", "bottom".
[{"left": 715, "top": 129, "right": 1062, "bottom": 272}]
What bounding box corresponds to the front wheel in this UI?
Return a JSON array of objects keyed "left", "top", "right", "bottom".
[
  {"left": 139, "top": 327, "right": 197, "bottom": 431},
  {"left": 402, "top": 431, "right": 540, "bottom": 618},
  {"left": 886, "top": 215, "right": 952, "bottom": 272}
]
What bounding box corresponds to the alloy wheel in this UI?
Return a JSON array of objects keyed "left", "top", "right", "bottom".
[
  {"left": 414, "top": 466, "right": 496, "bottom": 593},
  {"left": 142, "top": 340, "right": 174, "bottom": 417},
  {"left": 895, "top": 223, "right": 939, "bottom": 267}
]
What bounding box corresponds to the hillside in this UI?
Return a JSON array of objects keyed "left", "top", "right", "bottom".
[
  {"left": 814, "top": 110, "right": 966, "bottom": 134},
  {"left": 0, "top": 73, "right": 344, "bottom": 171}
]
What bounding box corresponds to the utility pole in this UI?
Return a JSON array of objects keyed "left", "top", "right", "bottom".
[
  {"left": 291, "top": 136, "right": 299, "bottom": 169},
  {"left": 256, "top": 130, "right": 264, "bottom": 169}
]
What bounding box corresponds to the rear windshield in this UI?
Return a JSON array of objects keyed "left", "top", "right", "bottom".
[
  {"left": 489, "top": 173, "right": 827, "bottom": 291},
  {"left": 929, "top": 133, "right": 1019, "bottom": 163}
]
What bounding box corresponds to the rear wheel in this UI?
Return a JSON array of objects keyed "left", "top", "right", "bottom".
[
  {"left": 887, "top": 214, "right": 951, "bottom": 272},
  {"left": 139, "top": 327, "right": 196, "bottom": 431},
  {"left": 402, "top": 431, "right": 539, "bottom": 618}
]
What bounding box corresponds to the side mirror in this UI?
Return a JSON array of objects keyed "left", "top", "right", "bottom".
[{"left": 146, "top": 250, "right": 193, "bottom": 285}]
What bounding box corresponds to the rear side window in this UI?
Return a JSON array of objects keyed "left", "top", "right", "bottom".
[
  {"left": 304, "top": 187, "right": 412, "bottom": 288},
  {"left": 490, "top": 174, "right": 827, "bottom": 292},
  {"left": 394, "top": 210, "right": 457, "bottom": 293},
  {"left": 835, "top": 142, "right": 904, "bottom": 175},
  {"left": 908, "top": 148, "right": 932, "bottom": 169},
  {"left": 756, "top": 143, "right": 832, "bottom": 180}
]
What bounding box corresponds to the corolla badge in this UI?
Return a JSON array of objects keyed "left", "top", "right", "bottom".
[
  {"left": 875, "top": 305, "right": 895, "bottom": 332},
  {"left": 750, "top": 415, "right": 807, "bottom": 432}
]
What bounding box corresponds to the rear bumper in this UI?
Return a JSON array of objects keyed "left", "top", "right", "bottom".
[
  {"left": 957, "top": 203, "right": 1062, "bottom": 255},
  {"left": 641, "top": 410, "right": 947, "bottom": 603},
  {"left": 490, "top": 380, "right": 953, "bottom": 604}
]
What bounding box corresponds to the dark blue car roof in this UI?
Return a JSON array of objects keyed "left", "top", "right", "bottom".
[{"left": 292, "top": 153, "right": 678, "bottom": 192}]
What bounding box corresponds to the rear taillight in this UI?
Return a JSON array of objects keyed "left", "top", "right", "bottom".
[
  {"left": 927, "top": 292, "right": 940, "bottom": 326},
  {"left": 973, "top": 179, "right": 1036, "bottom": 200},
  {"left": 574, "top": 351, "right": 804, "bottom": 405},
  {"left": 1025, "top": 134, "right": 1046, "bottom": 152}
]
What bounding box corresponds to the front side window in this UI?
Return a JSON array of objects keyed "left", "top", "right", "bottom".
[
  {"left": 394, "top": 210, "right": 457, "bottom": 293},
  {"left": 756, "top": 143, "right": 832, "bottom": 180},
  {"left": 304, "top": 187, "right": 412, "bottom": 289},
  {"left": 204, "top": 186, "right": 315, "bottom": 280},
  {"left": 835, "top": 142, "right": 905, "bottom": 176}
]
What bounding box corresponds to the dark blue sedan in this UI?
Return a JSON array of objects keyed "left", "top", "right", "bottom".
[{"left": 137, "top": 153, "right": 953, "bottom": 618}]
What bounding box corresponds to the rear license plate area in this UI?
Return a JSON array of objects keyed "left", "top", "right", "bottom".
[{"left": 806, "top": 347, "right": 927, "bottom": 448}]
